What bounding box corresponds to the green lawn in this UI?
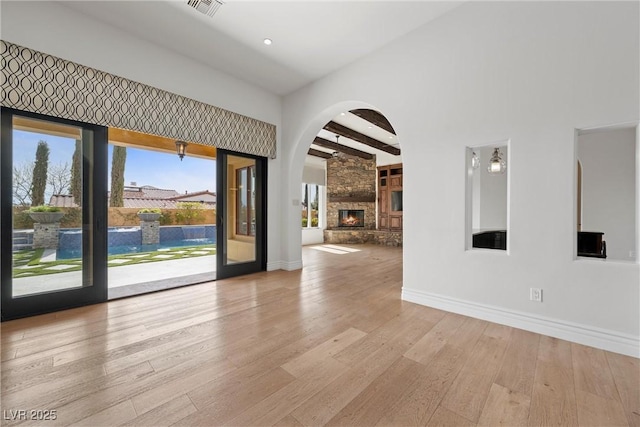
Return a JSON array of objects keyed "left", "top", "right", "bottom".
[{"left": 12, "top": 245, "right": 216, "bottom": 278}]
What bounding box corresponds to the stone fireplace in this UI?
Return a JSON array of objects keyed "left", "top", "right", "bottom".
[
  {"left": 322, "top": 152, "right": 403, "bottom": 247},
  {"left": 325, "top": 153, "right": 376, "bottom": 231},
  {"left": 324, "top": 153, "right": 378, "bottom": 243}
]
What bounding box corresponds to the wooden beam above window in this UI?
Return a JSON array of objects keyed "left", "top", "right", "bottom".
[
  {"left": 324, "top": 121, "right": 401, "bottom": 156},
  {"left": 108, "top": 128, "right": 216, "bottom": 160},
  {"left": 13, "top": 116, "right": 81, "bottom": 139}
]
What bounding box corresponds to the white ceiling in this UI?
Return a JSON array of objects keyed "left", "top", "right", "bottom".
[{"left": 60, "top": 0, "right": 462, "bottom": 96}]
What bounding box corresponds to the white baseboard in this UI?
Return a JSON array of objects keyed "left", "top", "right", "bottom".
[
  {"left": 402, "top": 288, "right": 639, "bottom": 358},
  {"left": 268, "top": 259, "right": 303, "bottom": 271},
  {"left": 266, "top": 261, "right": 282, "bottom": 271},
  {"left": 283, "top": 259, "right": 303, "bottom": 271}
]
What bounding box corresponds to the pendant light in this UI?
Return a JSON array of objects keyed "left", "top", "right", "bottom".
[
  {"left": 487, "top": 147, "right": 506, "bottom": 174},
  {"left": 175, "top": 141, "right": 188, "bottom": 161},
  {"left": 471, "top": 151, "right": 480, "bottom": 169}
]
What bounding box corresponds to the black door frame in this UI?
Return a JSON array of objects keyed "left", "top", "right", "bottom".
[
  {"left": 1, "top": 107, "right": 108, "bottom": 320},
  {"left": 216, "top": 149, "right": 267, "bottom": 280}
]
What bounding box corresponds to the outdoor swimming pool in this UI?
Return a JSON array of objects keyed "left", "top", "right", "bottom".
[{"left": 56, "top": 225, "right": 216, "bottom": 260}]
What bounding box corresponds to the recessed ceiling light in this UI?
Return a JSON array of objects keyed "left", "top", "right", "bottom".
[
  {"left": 389, "top": 136, "right": 394, "bottom": 139},
  {"left": 340, "top": 112, "right": 346, "bottom": 116},
  {"left": 367, "top": 126, "right": 373, "bottom": 129},
  {"left": 263, "top": 38, "right": 272, "bottom": 46}
]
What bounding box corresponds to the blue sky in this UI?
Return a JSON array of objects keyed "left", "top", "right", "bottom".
[
  {"left": 14, "top": 130, "right": 216, "bottom": 197},
  {"left": 107, "top": 145, "right": 215, "bottom": 194}
]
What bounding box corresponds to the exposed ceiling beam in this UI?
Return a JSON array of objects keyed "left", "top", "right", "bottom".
[
  {"left": 350, "top": 109, "right": 396, "bottom": 135},
  {"left": 312, "top": 137, "right": 374, "bottom": 160},
  {"left": 307, "top": 148, "right": 333, "bottom": 159},
  {"left": 324, "top": 121, "right": 401, "bottom": 155},
  {"left": 109, "top": 128, "right": 216, "bottom": 160}
]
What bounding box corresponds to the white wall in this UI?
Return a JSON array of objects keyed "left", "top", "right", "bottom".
[
  {"left": 282, "top": 2, "right": 639, "bottom": 355},
  {"left": 578, "top": 127, "right": 637, "bottom": 261},
  {"left": 0, "top": 0, "right": 285, "bottom": 269}
]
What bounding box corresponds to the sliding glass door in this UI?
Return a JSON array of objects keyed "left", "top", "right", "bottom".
[
  {"left": 1, "top": 108, "right": 108, "bottom": 320},
  {"left": 216, "top": 149, "right": 267, "bottom": 279}
]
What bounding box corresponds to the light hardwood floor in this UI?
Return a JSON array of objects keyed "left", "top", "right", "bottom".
[{"left": 1, "top": 244, "right": 638, "bottom": 426}]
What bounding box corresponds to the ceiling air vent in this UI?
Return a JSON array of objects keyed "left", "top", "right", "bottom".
[{"left": 187, "top": 0, "right": 224, "bottom": 17}]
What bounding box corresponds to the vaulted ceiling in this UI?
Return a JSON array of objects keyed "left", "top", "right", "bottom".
[
  {"left": 53, "top": 1, "right": 451, "bottom": 164},
  {"left": 308, "top": 109, "right": 401, "bottom": 164},
  {"left": 58, "top": 1, "right": 462, "bottom": 96}
]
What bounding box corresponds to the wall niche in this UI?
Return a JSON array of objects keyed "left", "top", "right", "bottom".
[
  {"left": 576, "top": 124, "right": 638, "bottom": 262},
  {"left": 466, "top": 143, "right": 509, "bottom": 251}
]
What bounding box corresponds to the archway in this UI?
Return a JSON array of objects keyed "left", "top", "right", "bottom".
[{"left": 287, "top": 102, "right": 403, "bottom": 268}]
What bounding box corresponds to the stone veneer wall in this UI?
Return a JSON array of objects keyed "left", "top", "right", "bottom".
[
  {"left": 323, "top": 230, "right": 403, "bottom": 247},
  {"left": 141, "top": 220, "right": 160, "bottom": 245},
  {"left": 33, "top": 223, "right": 60, "bottom": 249},
  {"left": 326, "top": 153, "right": 376, "bottom": 230}
]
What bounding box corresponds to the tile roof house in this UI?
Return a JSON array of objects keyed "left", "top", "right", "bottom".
[{"left": 49, "top": 185, "right": 216, "bottom": 210}]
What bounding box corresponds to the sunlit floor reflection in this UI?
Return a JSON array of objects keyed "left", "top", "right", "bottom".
[{"left": 309, "top": 244, "right": 361, "bottom": 255}]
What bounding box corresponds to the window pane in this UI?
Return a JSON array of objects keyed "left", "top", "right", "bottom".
[
  {"left": 301, "top": 183, "right": 308, "bottom": 228},
  {"left": 309, "top": 184, "right": 318, "bottom": 227},
  {"left": 12, "top": 116, "right": 85, "bottom": 296},
  {"left": 226, "top": 156, "right": 256, "bottom": 265},
  {"left": 250, "top": 166, "right": 256, "bottom": 236},
  {"left": 391, "top": 191, "right": 403, "bottom": 211},
  {"left": 236, "top": 168, "right": 248, "bottom": 235}
]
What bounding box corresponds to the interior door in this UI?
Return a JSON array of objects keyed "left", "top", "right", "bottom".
[
  {"left": 216, "top": 149, "right": 267, "bottom": 280},
  {"left": 1, "top": 108, "right": 108, "bottom": 320}
]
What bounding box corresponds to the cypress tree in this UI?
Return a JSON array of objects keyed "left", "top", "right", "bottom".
[
  {"left": 71, "top": 140, "right": 82, "bottom": 205},
  {"left": 110, "top": 146, "right": 127, "bottom": 207},
  {"left": 31, "top": 140, "right": 49, "bottom": 206}
]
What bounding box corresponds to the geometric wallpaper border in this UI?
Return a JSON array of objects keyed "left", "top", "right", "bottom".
[{"left": 0, "top": 40, "right": 276, "bottom": 158}]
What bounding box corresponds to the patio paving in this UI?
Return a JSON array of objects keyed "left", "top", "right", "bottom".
[{"left": 12, "top": 255, "right": 216, "bottom": 297}]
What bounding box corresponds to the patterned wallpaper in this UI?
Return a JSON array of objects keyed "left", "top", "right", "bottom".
[{"left": 0, "top": 40, "right": 276, "bottom": 158}]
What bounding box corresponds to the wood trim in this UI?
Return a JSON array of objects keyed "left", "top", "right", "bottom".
[
  {"left": 13, "top": 116, "right": 82, "bottom": 139},
  {"left": 324, "top": 121, "right": 401, "bottom": 155},
  {"left": 378, "top": 163, "right": 403, "bottom": 231},
  {"left": 312, "top": 137, "right": 374, "bottom": 160},
  {"left": 328, "top": 195, "right": 376, "bottom": 203},
  {"left": 307, "top": 148, "right": 333, "bottom": 159},
  {"left": 350, "top": 109, "right": 396, "bottom": 135},
  {"left": 109, "top": 128, "right": 216, "bottom": 160}
]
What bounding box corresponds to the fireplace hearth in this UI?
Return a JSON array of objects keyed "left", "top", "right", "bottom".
[{"left": 338, "top": 209, "right": 365, "bottom": 227}]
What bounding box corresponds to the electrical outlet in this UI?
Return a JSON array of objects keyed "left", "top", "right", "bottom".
[{"left": 530, "top": 288, "right": 542, "bottom": 302}]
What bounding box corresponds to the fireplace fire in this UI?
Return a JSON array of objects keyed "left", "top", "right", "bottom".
[{"left": 338, "top": 209, "right": 365, "bottom": 227}]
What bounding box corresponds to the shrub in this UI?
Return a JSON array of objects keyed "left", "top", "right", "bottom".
[
  {"left": 301, "top": 218, "right": 308, "bottom": 227},
  {"left": 175, "top": 202, "right": 204, "bottom": 225},
  {"left": 137, "top": 208, "right": 161, "bottom": 214},
  {"left": 29, "top": 205, "right": 61, "bottom": 212},
  {"left": 60, "top": 208, "right": 82, "bottom": 228},
  {"left": 311, "top": 217, "right": 319, "bottom": 227},
  {"left": 13, "top": 209, "right": 34, "bottom": 230},
  {"left": 159, "top": 210, "right": 173, "bottom": 225}
]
